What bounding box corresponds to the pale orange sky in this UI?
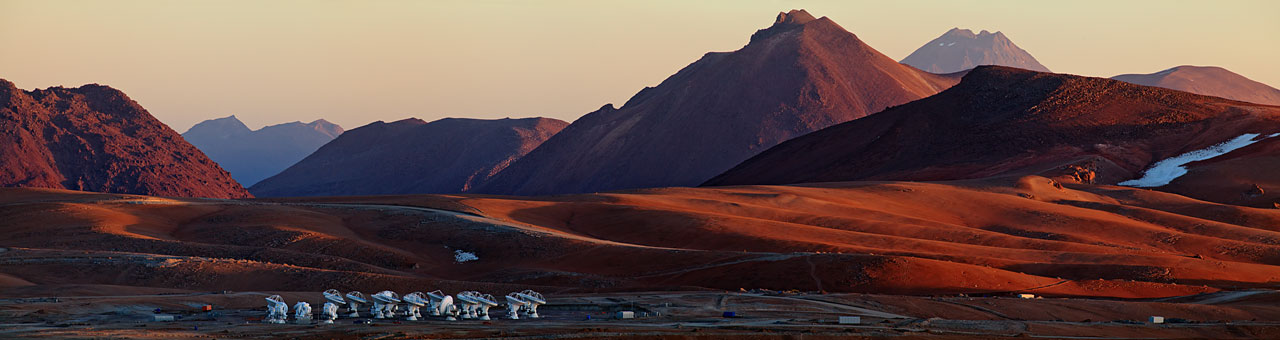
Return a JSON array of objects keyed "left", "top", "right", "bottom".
[{"left": 2, "top": 0, "right": 1277, "bottom": 132}]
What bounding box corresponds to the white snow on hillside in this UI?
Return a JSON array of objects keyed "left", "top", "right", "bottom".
[
  {"left": 1119, "top": 133, "right": 1273, "bottom": 188},
  {"left": 454, "top": 250, "right": 479, "bottom": 263}
]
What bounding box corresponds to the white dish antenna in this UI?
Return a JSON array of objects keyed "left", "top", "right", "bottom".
[
  {"left": 343, "top": 291, "right": 367, "bottom": 318},
  {"left": 438, "top": 295, "right": 457, "bottom": 321},
  {"left": 455, "top": 291, "right": 480, "bottom": 320},
  {"left": 402, "top": 292, "right": 427, "bottom": 321},
  {"left": 515, "top": 290, "right": 545, "bottom": 318},
  {"left": 426, "top": 290, "right": 447, "bottom": 316},
  {"left": 371, "top": 291, "right": 401, "bottom": 319},
  {"left": 264, "top": 295, "right": 288, "bottom": 324},
  {"left": 505, "top": 293, "right": 529, "bottom": 320},
  {"left": 323, "top": 289, "right": 346, "bottom": 304},
  {"left": 320, "top": 301, "right": 339, "bottom": 324},
  {"left": 293, "top": 301, "right": 312, "bottom": 323},
  {"left": 472, "top": 293, "right": 498, "bottom": 321}
]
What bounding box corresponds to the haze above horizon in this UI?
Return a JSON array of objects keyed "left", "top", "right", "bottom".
[{"left": 2, "top": 0, "right": 1276, "bottom": 131}]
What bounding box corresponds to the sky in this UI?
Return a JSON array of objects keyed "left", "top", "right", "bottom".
[{"left": 2, "top": 0, "right": 1277, "bottom": 132}]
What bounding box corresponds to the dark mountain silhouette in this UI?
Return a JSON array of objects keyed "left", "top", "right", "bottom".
[
  {"left": 0, "top": 79, "right": 250, "bottom": 198},
  {"left": 183, "top": 115, "right": 343, "bottom": 187},
  {"left": 1112, "top": 65, "right": 1280, "bottom": 105},
  {"left": 901, "top": 28, "right": 1050, "bottom": 74},
  {"left": 477, "top": 9, "right": 960, "bottom": 195},
  {"left": 249, "top": 117, "right": 567, "bottom": 197},
  {"left": 705, "top": 66, "right": 1280, "bottom": 188}
]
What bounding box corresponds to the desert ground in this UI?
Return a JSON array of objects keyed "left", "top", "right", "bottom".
[
  {"left": 3, "top": 288, "right": 1280, "bottom": 339},
  {"left": 2, "top": 176, "right": 1280, "bottom": 338}
]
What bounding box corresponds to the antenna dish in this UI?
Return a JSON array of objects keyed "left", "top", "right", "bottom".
[
  {"left": 456, "top": 291, "right": 480, "bottom": 320},
  {"left": 264, "top": 295, "right": 288, "bottom": 324},
  {"left": 438, "top": 295, "right": 457, "bottom": 321},
  {"left": 515, "top": 290, "right": 545, "bottom": 318},
  {"left": 323, "top": 289, "right": 346, "bottom": 304},
  {"left": 293, "top": 301, "right": 312, "bottom": 324},
  {"left": 372, "top": 291, "right": 401, "bottom": 319},
  {"left": 402, "top": 292, "right": 427, "bottom": 321},
  {"left": 505, "top": 293, "right": 529, "bottom": 320},
  {"left": 320, "top": 301, "right": 339, "bottom": 324},
  {"left": 343, "top": 291, "right": 367, "bottom": 318},
  {"left": 426, "top": 290, "right": 447, "bottom": 316},
  {"left": 473, "top": 293, "right": 498, "bottom": 321}
]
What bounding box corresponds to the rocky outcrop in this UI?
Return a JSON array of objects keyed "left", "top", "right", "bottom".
[{"left": 0, "top": 79, "right": 250, "bottom": 198}]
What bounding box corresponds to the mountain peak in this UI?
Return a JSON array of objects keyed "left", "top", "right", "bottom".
[
  {"left": 185, "top": 115, "right": 250, "bottom": 135},
  {"left": 902, "top": 27, "right": 1050, "bottom": 73},
  {"left": 774, "top": 9, "right": 816, "bottom": 25}
]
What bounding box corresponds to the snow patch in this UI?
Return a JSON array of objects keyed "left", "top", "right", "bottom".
[
  {"left": 1119, "top": 133, "right": 1272, "bottom": 188},
  {"left": 454, "top": 250, "right": 478, "bottom": 263}
]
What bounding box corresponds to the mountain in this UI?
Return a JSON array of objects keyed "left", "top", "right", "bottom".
[
  {"left": 705, "top": 66, "right": 1280, "bottom": 189},
  {"left": 476, "top": 10, "right": 960, "bottom": 195},
  {"left": 0, "top": 79, "right": 250, "bottom": 198},
  {"left": 901, "top": 28, "right": 1051, "bottom": 74},
  {"left": 249, "top": 117, "right": 567, "bottom": 197},
  {"left": 182, "top": 115, "right": 343, "bottom": 187},
  {"left": 1112, "top": 65, "right": 1280, "bottom": 105}
]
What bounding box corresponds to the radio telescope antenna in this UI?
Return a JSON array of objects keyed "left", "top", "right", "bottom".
[
  {"left": 343, "top": 291, "right": 367, "bottom": 318},
  {"left": 293, "top": 301, "right": 312, "bottom": 324},
  {"left": 505, "top": 292, "right": 529, "bottom": 319},
  {"left": 264, "top": 295, "right": 288, "bottom": 324},
  {"left": 458, "top": 291, "right": 481, "bottom": 319},
  {"left": 323, "top": 289, "right": 346, "bottom": 305},
  {"left": 439, "top": 295, "right": 457, "bottom": 321},
  {"left": 321, "top": 301, "right": 339, "bottom": 324},
  {"left": 472, "top": 293, "right": 498, "bottom": 321},
  {"left": 402, "top": 292, "right": 427, "bottom": 321},
  {"left": 516, "top": 290, "right": 545, "bottom": 318},
  {"left": 372, "top": 291, "right": 401, "bottom": 319},
  {"left": 426, "top": 290, "right": 447, "bottom": 316}
]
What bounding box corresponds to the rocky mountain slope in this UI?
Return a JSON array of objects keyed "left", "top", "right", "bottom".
[
  {"left": 0, "top": 79, "right": 250, "bottom": 198},
  {"left": 476, "top": 10, "right": 959, "bottom": 195},
  {"left": 249, "top": 117, "right": 566, "bottom": 197},
  {"left": 706, "top": 66, "right": 1280, "bottom": 193}
]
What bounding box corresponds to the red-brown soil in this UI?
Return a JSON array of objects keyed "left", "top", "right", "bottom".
[
  {"left": 0, "top": 79, "right": 250, "bottom": 199},
  {"left": 705, "top": 66, "right": 1280, "bottom": 188},
  {"left": 6, "top": 172, "right": 1280, "bottom": 298},
  {"left": 476, "top": 10, "right": 960, "bottom": 196},
  {"left": 1113, "top": 65, "right": 1280, "bottom": 105},
  {"left": 249, "top": 117, "right": 566, "bottom": 196}
]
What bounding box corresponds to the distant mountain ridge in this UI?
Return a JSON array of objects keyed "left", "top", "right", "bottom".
[
  {"left": 476, "top": 9, "right": 961, "bottom": 196},
  {"left": 901, "top": 28, "right": 1050, "bottom": 73},
  {"left": 249, "top": 117, "right": 567, "bottom": 197},
  {"left": 0, "top": 79, "right": 250, "bottom": 198},
  {"left": 183, "top": 115, "right": 343, "bottom": 187},
  {"left": 1112, "top": 65, "right": 1280, "bottom": 105},
  {"left": 706, "top": 66, "right": 1280, "bottom": 189}
]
